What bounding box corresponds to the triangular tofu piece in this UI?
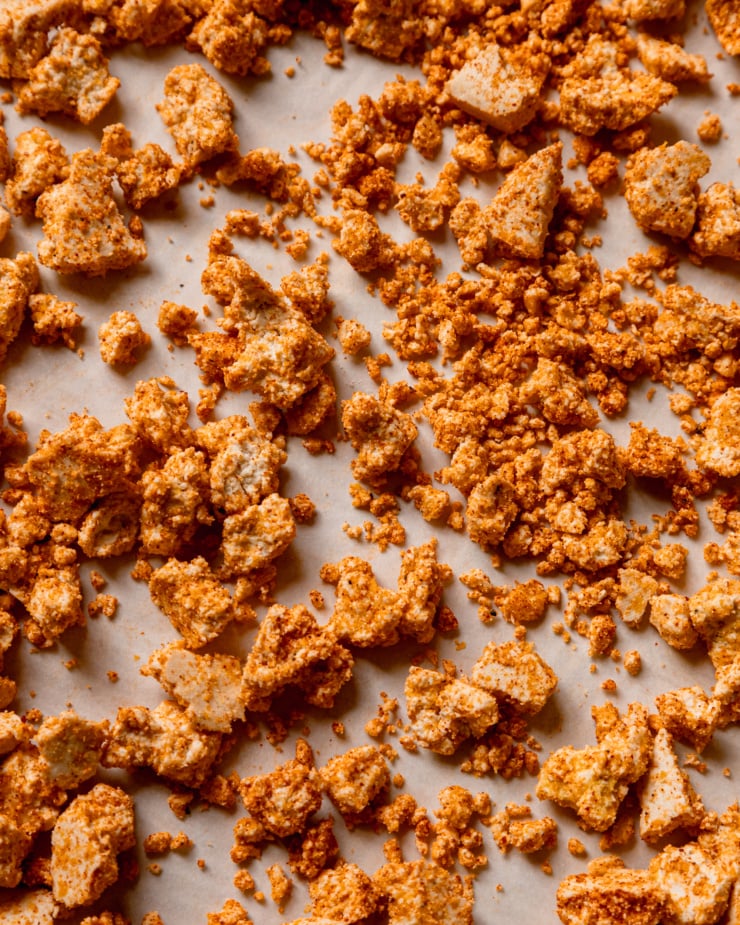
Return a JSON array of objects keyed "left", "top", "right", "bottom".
[
  {"left": 484, "top": 142, "right": 563, "bottom": 259},
  {"left": 638, "top": 727, "right": 705, "bottom": 844}
]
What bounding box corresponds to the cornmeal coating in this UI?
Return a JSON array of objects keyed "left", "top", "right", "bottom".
[
  {"left": 240, "top": 752, "right": 322, "bottom": 838},
  {"left": 638, "top": 727, "right": 704, "bottom": 844},
  {"left": 197, "top": 255, "right": 334, "bottom": 408},
  {"left": 195, "top": 415, "right": 286, "bottom": 513},
  {"left": 470, "top": 639, "right": 557, "bottom": 715},
  {"left": 537, "top": 703, "right": 652, "bottom": 831},
  {"left": 98, "top": 310, "right": 150, "bottom": 365},
  {"left": 143, "top": 643, "right": 245, "bottom": 732},
  {"left": 103, "top": 699, "right": 223, "bottom": 787},
  {"left": 484, "top": 142, "right": 562, "bottom": 260},
  {"left": 149, "top": 556, "right": 234, "bottom": 648},
  {"left": 17, "top": 27, "right": 119, "bottom": 124},
  {"left": 0, "top": 0, "right": 80, "bottom": 79},
  {"left": 29, "top": 293, "right": 82, "bottom": 349},
  {"left": 0, "top": 251, "right": 39, "bottom": 364},
  {"left": 447, "top": 39, "right": 549, "bottom": 133},
  {"left": 115, "top": 142, "right": 182, "bottom": 210},
  {"left": 691, "top": 183, "right": 740, "bottom": 260},
  {"left": 241, "top": 603, "right": 353, "bottom": 711},
  {"left": 624, "top": 141, "right": 710, "bottom": 239},
  {"left": 187, "top": 0, "right": 272, "bottom": 77},
  {"left": 341, "top": 391, "right": 417, "bottom": 484},
  {"left": 219, "top": 493, "right": 296, "bottom": 577},
  {"left": 34, "top": 710, "right": 108, "bottom": 789},
  {"left": 156, "top": 63, "right": 238, "bottom": 167},
  {"left": 320, "top": 745, "right": 389, "bottom": 816},
  {"left": 5, "top": 127, "right": 69, "bottom": 217},
  {"left": 706, "top": 0, "right": 740, "bottom": 54},
  {"left": 654, "top": 686, "right": 721, "bottom": 752},
  {"left": 140, "top": 448, "right": 212, "bottom": 557},
  {"left": 36, "top": 149, "right": 147, "bottom": 276},
  {"left": 309, "top": 863, "right": 380, "bottom": 923},
  {"left": 51, "top": 783, "right": 135, "bottom": 909},
  {"left": 373, "top": 860, "right": 473, "bottom": 925},
  {"left": 559, "top": 71, "right": 677, "bottom": 135},
  {"left": 636, "top": 34, "right": 711, "bottom": 83},
  {"left": 405, "top": 667, "right": 499, "bottom": 755}
]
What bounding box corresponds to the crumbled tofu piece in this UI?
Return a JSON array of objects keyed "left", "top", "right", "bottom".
[
  {"left": 0, "top": 817, "right": 33, "bottom": 889},
  {"left": 484, "top": 142, "right": 563, "bottom": 259},
  {"left": 374, "top": 860, "right": 473, "bottom": 925},
  {"left": 29, "top": 293, "right": 82, "bottom": 349},
  {"left": 649, "top": 594, "right": 698, "bottom": 650},
  {"left": 624, "top": 141, "right": 710, "bottom": 239},
  {"left": 0, "top": 0, "right": 79, "bottom": 79},
  {"left": 470, "top": 639, "right": 558, "bottom": 715},
  {"left": 332, "top": 208, "right": 395, "bottom": 273},
  {"left": 140, "top": 448, "right": 212, "bottom": 557},
  {"left": 98, "top": 310, "right": 150, "bottom": 365},
  {"left": 148, "top": 556, "right": 235, "bottom": 648},
  {"left": 557, "top": 860, "right": 667, "bottom": 925},
  {"left": 187, "top": 0, "right": 271, "bottom": 77},
  {"left": 286, "top": 817, "right": 339, "bottom": 880},
  {"left": 655, "top": 686, "right": 722, "bottom": 752},
  {"left": 623, "top": 0, "right": 685, "bottom": 19},
  {"left": 490, "top": 804, "right": 558, "bottom": 854},
  {"left": 521, "top": 356, "right": 598, "bottom": 428},
  {"left": 404, "top": 666, "right": 499, "bottom": 755},
  {"left": 638, "top": 727, "right": 704, "bottom": 844},
  {"left": 636, "top": 34, "right": 711, "bottom": 83},
  {"left": 309, "top": 862, "right": 380, "bottom": 922},
  {"left": 0, "top": 888, "right": 58, "bottom": 922},
  {"left": 206, "top": 898, "right": 252, "bottom": 925},
  {"left": 696, "top": 388, "right": 740, "bottom": 478},
  {"left": 51, "top": 783, "right": 135, "bottom": 909},
  {"left": 320, "top": 745, "right": 389, "bottom": 815},
  {"left": 241, "top": 603, "right": 353, "bottom": 711},
  {"left": 0, "top": 712, "right": 26, "bottom": 756},
  {"left": 341, "top": 391, "right": 418, "bottom": 484},
  {"left": 688, "top": 577, "right": 740, "bottom": 672},
  {"left": 77, "top": 491, "right": 139, "bottom": 558},
  {"left": 537, "top": 703, "right": 652, "bottom": 831},
  {"left": 34, "top": 710, "right": 107, "bottom": 789},
  {"left": 559, "top": 71, "right": 677, "bottom": 135},
  {"left": 16, "top": 27, "right": 119, "bottom": 123},
  {"left": 196, "top": 255, "right": 334, "bottom": 408},
  {"left": 195, "top": 415, "right": 286, "bottom": 513},
  {"left": 103, "top": 700, "right": 222, "bottom": 787},
  {"left": 446, "top": 39, "right": 549, "bottom": 133},
  {"left": 5, "top": 127, "right": 69, "bottom": 216},
  {"left": 142, "top": 643, "right": 245, "bottom": 732},
  {"left": 36, "top": 149, "right": 147, "bottom": 276},
  {"left": 219, "top": 493, "right": 296, "bottom": 577},
  {"left": 648, "top": 805, "right": 740, "bottom": 925},
  {"left": 240, "top": 749, "right": 322, "bottom": 838},
  {"left": 691, "top": 184, "right": 740, "bottom": 260},
  {"left": 706, "top": 0, "right": 740, "bottom": 54},
  {"left": 23, "top": 564, "right": 85, "bottom": 647},
  {"left": 115, "top": 142, "right": 182, "bottom": 209},
  {"left": 0, "top": 251, "right": 39, "bottom": 364},
  {"left": 336, "top": 317, "right": 371, "bottom": 355},
  {"left": 344, "top": 0, "right": 425, "bottom": 60},
  {"left": 615, "top": 568, "right": 660, "bottom": 627},
  {"left": 465, "top": 473, "right": 518, "bottom": 548},
  {"left": 323, "top": 540, "right": 450, "bottom": 646},
  {"left": 124, "top": 376, "right": 193, "bottom": 454},
  {"left": 156, "top": 63, "right": 238, "bottom": 167},
  {"left": 157, "top": 299, "right": 198, "bottom": 345}
]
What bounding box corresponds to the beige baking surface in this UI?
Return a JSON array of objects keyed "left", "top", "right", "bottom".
[{"left": 1, "top": 7, "right": 740, "bottom": 924}]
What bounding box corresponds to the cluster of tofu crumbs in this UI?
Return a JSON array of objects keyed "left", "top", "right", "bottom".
[{"left": 1, "top": 0, "right": 740, "bottom": 923}]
